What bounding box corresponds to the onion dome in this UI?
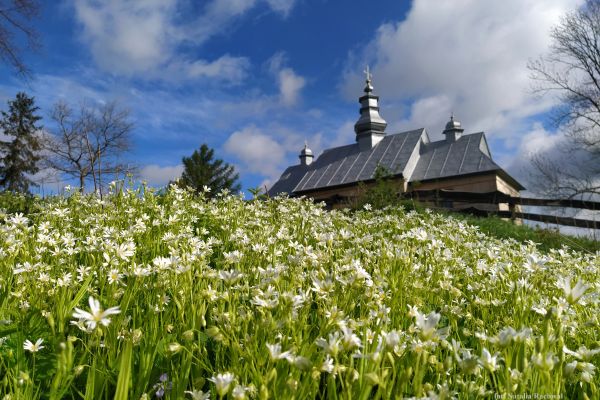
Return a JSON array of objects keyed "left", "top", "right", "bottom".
[
  {"left": 443, "top": 113, "right": 464, "bottom": 142},
  {"left": 299, "top": 141, "right": 314, "bottom": 166}
]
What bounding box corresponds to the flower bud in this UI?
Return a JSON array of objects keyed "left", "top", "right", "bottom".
[{"left": 183, "top": 329, "right": 194, "bottom": 342}]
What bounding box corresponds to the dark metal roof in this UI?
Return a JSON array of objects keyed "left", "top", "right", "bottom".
[
  {"left": 267, "top": 164, "right": 308, "bottom": 196},
  {"left": 275, "top": 129, "right": 424, "bottom": 196},
  {"left": 409, "top": 132, "right": 500, "bottom": 182},
  {"left": 268, "top": 129, "right": 525, "bottom": 196}
]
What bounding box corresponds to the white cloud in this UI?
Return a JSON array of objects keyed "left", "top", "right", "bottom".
[
  {"left": 140, "top": 164, "right": 183, "bottom": 186},
  {"left": 342, "top": 0, "right": 583, "bottom": 139},
  {"left": 384, "top": 95, "right": 452, "bottom": 140},
  {"left": 278, "top": 68, "right": 305, "bottom": 106},
  {"left": 224, "top": 125, "right": 287, "bottom": 178},
  {"left": 519, "top": 123, "right": 563, "bottom": 155},
  {"left": 168, "top": 55, "right": 250, "bottom": 83},
  {"left": 223, "top": 124, "right": 324, "bottom": 183},
  {"left": 185, "top": 0, "right": 258, "bottom": 47},
  {"left": 502, "top": 122, "right": 562, "bottom": 177},
  {"left": 266, "top": 52, "right": 306, "bottom": 106},
  {"left": 73, "top": 0, "right": 178, "bottom": 74},
  {"left": 327, "top": 120, "right": 356, "bottom": 148},
  {"left": 264, "top": 0, "right": 296, "bottom": 17},
  {"left": 72, "top": 0, "right": 298, "bottom": 80}
]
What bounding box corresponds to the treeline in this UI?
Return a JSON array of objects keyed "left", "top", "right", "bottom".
[
  {"left": 0, "top": 93, "right": 241, "bottom": 198},
  {"left": 0, "top": 92, "right": 134, "bottom": 195}
]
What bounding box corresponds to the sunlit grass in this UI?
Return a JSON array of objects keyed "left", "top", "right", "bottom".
[
  {"left": 457, "top": 214, "right": 600, "bottom": 254},
  {"left": 0, "top": 184, "right": 598, "bottom": 399}
]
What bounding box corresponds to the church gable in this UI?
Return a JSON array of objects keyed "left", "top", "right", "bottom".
[{"left": 409, "top": 132, "right": 501, "bottom": 182}]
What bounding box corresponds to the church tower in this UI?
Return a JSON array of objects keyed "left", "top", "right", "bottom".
[{"left": 354, "top": 66, "right": 387, "bottom": 150}]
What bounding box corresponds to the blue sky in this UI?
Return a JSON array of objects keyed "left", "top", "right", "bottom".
[{"left": 0, "top": 0, "right": 585, "bottom": 195}]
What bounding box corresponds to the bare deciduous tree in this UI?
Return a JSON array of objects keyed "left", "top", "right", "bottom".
[
  {"left": 0, "top": 0, "right": 39, "bottom": 77},
  {"left": 44, "top": 101, "right": 135, "bottom": 194},
  {"left": 528, "top": 0, "right": 600, "bottom": 198}
]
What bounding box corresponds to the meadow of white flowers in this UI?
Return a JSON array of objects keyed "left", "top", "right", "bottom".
[{"left": 0, "top": 184, "right": 598, "bottom": 399}]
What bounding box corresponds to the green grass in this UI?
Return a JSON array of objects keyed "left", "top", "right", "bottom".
[{"left": 455, "top": 214, "right": 600, "bottom": 254}]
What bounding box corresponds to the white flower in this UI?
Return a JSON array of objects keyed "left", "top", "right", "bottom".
[
  {"left": 72, "top": 296, "right": 121, "bottom": 331},
  {"left": 531, "top": 305, "right": 547, "bottom": 316},
  {"left": 556, "top": 276, "right": 590, "bottom": 305},
  {"left": 495, "top": 327, "right": 517, "bottom": 347},
  {"left": 320, "top": 355, "right": 334, "bottom": 373},
  {"left": 564, "top": 360, "right": 577, "bottom": 379},
  {"left": 413, "top": 310, "right": 448, "bottom": 342},
  {"left": 479, "top": 348, "right": 498, "bottom": 372},
  {"left": 523, "top": 253, "right": 547, "bottom": 273},
  {"left": 563, "top": 345, "right": 600, "bottom": 361},
  {"left": 13, "top": 261, "right": 33, "bottom": 275},
  {"left": 57, "top": 272, "right": 73, "bottom": 287},
  {"left": 564, "top": 360, "right": 597, "bottom": 383},
  {"left": 223, "top": 251, "right": 243, "bottom": 264},
  {"left": 381, "top": 330, "right": 401, "bottom": 349},
  {"left": 580, "top": 362, "right": 597, "bottom": 383},
  {"left": 9, "top": 213, "right": 28, "bottom": 226},
  {"left": 492, "top": 326, "right": 530, "bottom": 347},
  {"left": 341, "top": 326, "right": 362, "bottom": 350},
  {"left": 532, "top": 352, "right": 556, "bottom": 371},
  {"left": 115, "top": 241, "right": 135, "bottom": 261},
  {"left": 316, "top": 332, "right": 341, "bottom": 357},
  {"left": 23, "top": 338, "right": 44, "bottom": 353},
  {"left": 209, "top": 372, "right": 236, "bottom": 397},
  {"left": 266, "top": 343, "right": 292, "bottom": 361},
  {"left": 407, "top": 304, "right": 422, "bottom": 318},
  {"left": 107, "top": 269, "right": 123, "bottom": 285},
  {"left": 132, "top": 263, "right": 151, "bottom": 277},
  {"left": 412, "top": 227, "right": 429, "bottom": 241},
  {"left": 252, "top": 286, "right": 279, "bottom": 309},
  {"left": 217, "top": 269, "right": 244, "bottom": 283},
  {"left": 168, "top": 342, "right": 183, "bottom": 354},
  {"left": 286, "top": 355, "right": 311, "bottom": 370},
  {"left": 312, "top": 276, "right": 334, "bottom": 295},
  {"left": 185, "top": 389, "right": 211, "bottom": 400},
  {"left": 232, "top": 385, "right": 247, "bottom": 400},
  {"left": 153, "top": 256, "right": 172, "bottom": 270}
]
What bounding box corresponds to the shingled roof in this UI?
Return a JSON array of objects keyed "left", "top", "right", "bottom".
[
  {"left": 412, "top": 132, "right": 496, "bottom": 181},
  {"left": 268, "top": 72, "right": 524, "bottom": 197},
  {"left": 268, "top": 129, "right": 524, "bottom": 196}
]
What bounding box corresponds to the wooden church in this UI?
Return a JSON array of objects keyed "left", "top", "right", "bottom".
[{"left": 268, "top": 71, "right": 524, "bottom": 210}]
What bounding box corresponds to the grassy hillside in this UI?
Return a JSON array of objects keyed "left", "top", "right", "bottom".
[
  {"left": 0, "top": 188, "right": 598, "bottom": 399},
  {"left": 458, "top": 214, "right": 600, "bottom": 254}
]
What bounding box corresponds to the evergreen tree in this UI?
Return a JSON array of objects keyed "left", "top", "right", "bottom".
[
  {"left": 0, "top": 92, "right": 42, "bottom": 193},
  {"left": 178, "top": 144, "right": 241, "bottom": 196}
]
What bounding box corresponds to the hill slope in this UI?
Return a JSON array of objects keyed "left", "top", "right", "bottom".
[{"left": 0, "top": 187, "right": 598, "bottom": 398}]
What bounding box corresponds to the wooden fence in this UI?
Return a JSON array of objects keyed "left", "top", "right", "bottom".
[{"left": 406, "top": 189, "right": 600, "bottom": 230}]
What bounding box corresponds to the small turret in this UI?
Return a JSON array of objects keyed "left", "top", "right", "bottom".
[
  {"left": 299, "top": 141, "right": 313, "bottom": 166},
  {"left": 443, "top": 114, "right": 464, "bottom": 142}
]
